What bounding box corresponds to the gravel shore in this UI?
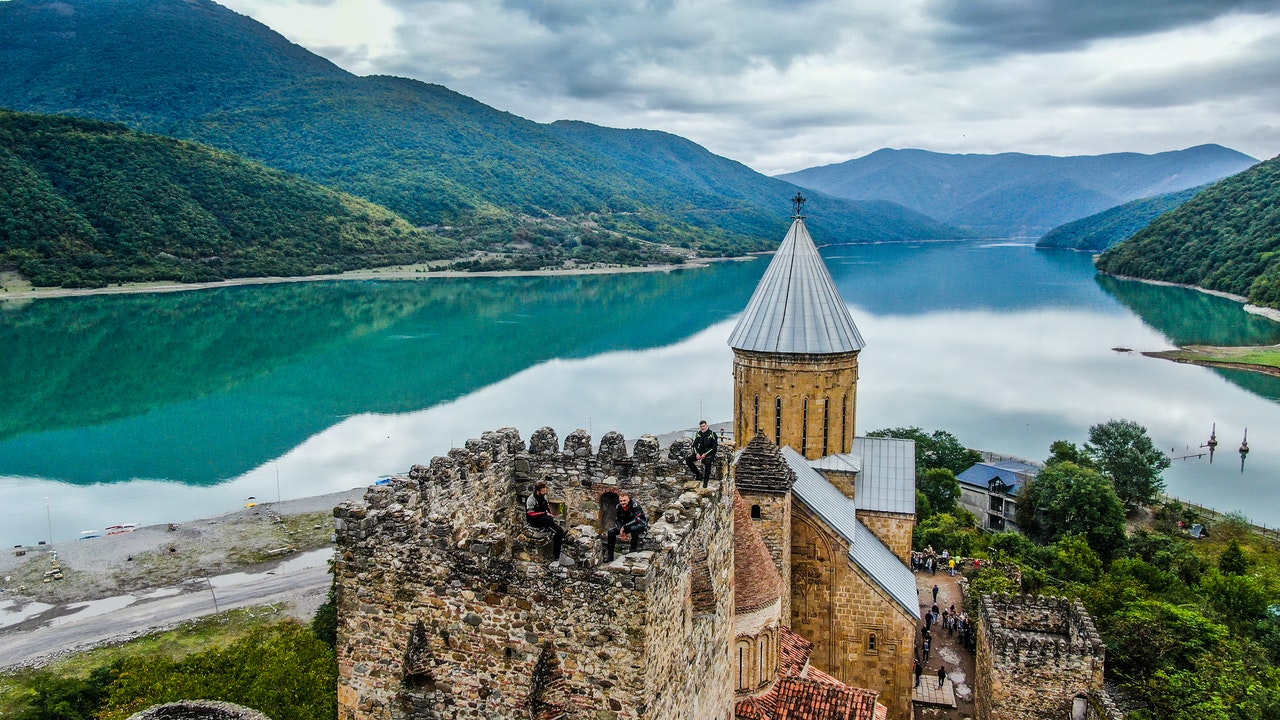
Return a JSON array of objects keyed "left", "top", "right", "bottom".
[{"left": 0, "top": 487, "right": 367, "bottom": 608}]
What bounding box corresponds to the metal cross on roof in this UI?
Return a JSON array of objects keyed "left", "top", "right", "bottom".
[{"left": 792, "top": 192, "right": 806, "bottom": 218}]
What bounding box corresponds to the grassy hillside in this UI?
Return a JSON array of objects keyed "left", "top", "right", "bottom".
[
  {"left": 1037, "top": 186, "right": 1205, "bottom": 251},
  {"left": 1095, "top": 155, "right": 1280, "bottom": 308},
  {"left": 779, "top": 146, "right": 1257, "bottom": 237},
  {"left": 0, "top": 0, "right": 962, "bottom": 261},
  {"left": 0, "top": 110, "right": 458, "bottom": 287}
]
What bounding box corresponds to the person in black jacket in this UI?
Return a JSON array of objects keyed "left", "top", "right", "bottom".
[
  {"left": 685, "top": 420, "right": 718, "bottom": 487},
  {"left": 605, "top": 493, "right": 647, "bottom": 562},
  {"left": 526, "top": 480, "right": 567, "bottom": 560}
]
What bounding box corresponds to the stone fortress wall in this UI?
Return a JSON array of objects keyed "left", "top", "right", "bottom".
[
  {"left": 974, "top": 594, "right": 1114, "bottom": 720},
  {"left": 334, "top": 426, "right": 736, "bottom": 720}
]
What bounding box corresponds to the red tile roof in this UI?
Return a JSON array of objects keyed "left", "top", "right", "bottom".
[
  {"left": 772, "top": 677, "right": 880, "bottom": 720},
  {"left": 735, "top": 627, "right": 885, "bottom": 720},
  {"left": 734, "top": 491, "right": 784, "bottom": 613}
]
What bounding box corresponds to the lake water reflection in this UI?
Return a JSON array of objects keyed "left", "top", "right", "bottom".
[{"left": 3, "top": 240, "right": 1280, "bottom": 545}]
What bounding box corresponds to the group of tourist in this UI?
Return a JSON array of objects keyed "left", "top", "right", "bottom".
[
  {"left": 911, "top": 546, "right": 956, "bottom": 575},
  {"left": 524, "top": 420, "right": 720, "bottom": 566}
]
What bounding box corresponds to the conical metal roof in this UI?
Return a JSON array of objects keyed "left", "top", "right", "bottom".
[{"left": 727, "top": 218, "right": 865, "bottom": 354}]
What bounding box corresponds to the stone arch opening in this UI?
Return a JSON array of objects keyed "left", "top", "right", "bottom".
[
  {"left": 751, "top": 504, "right": 762, "bottom": 520},
  {"left": 598, "top": 491, "right": 620, "bottom": 533}
]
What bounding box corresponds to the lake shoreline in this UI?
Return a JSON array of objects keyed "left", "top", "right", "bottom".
[
  {"left": 0, "top": 257, "right": 752, "bottom": 301},
  {"left": 1100, "top": 272, "right": 1280, "bottom": 323}
]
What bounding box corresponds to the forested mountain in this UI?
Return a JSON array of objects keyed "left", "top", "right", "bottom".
[
  {"left": 1095, "top": 155, "right": 1280, "bottom": 308},
  {"left": 0, "top": 110, "right": 458, "bottom": 287},
  {"left": 1036, "top": 186, "right": 1204, "bottom": 252},
  {"left": 778, "top": 146, "right": 1257, "bottom": 237},
  {"left": 0, "top": 0, "right": 959, "bottom": 266}
]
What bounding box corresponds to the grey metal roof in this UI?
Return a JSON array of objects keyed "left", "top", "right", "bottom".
[
  {"left": 807, "top": 452, "right": 862, "bottom": 474},
  {"left": 850, "top": 521, "right": 921, "bottom": 621},
  {"left": 783, "top": 447, "right": 920, "bottom": 620},
  {"left": 850, "top": 437, "right": 916, "bottom": 515},
  {"left": 727, "top": 219, "right": 865, "bottom": 354}
]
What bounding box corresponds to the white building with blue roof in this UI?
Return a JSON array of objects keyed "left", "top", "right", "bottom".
[{"left": 956, "top": 459, "right": 1042, "bottom": 532}]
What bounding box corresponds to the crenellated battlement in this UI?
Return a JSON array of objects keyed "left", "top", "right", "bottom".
[
  {"left": 333, "top": 426, "right": 737, "bottom": 720},
  {"left": 974, "top": 594, "right": 1107, "bottom": 720},
  {"left": 978, "top": 594, "right": 1105, "bottom": 662}
]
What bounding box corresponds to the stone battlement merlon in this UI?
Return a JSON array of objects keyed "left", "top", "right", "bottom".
[
  {"left": 334, "top": 426, "right": 733, "bottom": 583},
  {"left": 979, "top": 594, "right": 1105, "bottom": 660}
]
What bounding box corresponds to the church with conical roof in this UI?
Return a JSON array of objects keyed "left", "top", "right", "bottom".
[
  {"left": 728, "top": 195, "right": 919, "bottom": 719},
  {"left": 332, "top": 196, "right": 919, "bottom": 720}
]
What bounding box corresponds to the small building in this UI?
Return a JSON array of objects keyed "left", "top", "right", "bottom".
[
  {"left": 956, "top": 460, "right": 1040, "bottom": 532},
  {"left": 974, "top": 594, "right": 1121, "bottom": 720}
]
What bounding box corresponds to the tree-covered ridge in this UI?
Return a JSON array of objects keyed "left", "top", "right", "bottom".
[
  {"left": 0, "top": 110, "right": 459, "bottom": 287},
  {"left": 1095, "top": 154, "right": 1280, "bottom": 308},
  {"left": 0, "top": 0, "right": 963, "bottom": 262},
  {"left": 1036, "top": 185, "right": 1204, "bottom": 251}
]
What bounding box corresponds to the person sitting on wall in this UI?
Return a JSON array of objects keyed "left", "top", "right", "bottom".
[
  {"left": 605, "top": 493, "right": 648, "bottom": 562},
  {"left": 685, "top": 420, "right": 718, "bottom": 487},
  {"left": 526, "top": 480, "right": 567, "bottom": 560}
]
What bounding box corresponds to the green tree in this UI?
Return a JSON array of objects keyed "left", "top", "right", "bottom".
[
  {"left": 13, "top": 662, "right": 121, "bottom": 720},
  {"left": 1086, "top": 419, "right": 1171, "bottom": 509},
  {"left": 1051, "top": 534, "right": 1102, "bottom": 584},
  {"left": 867, "top": 426, "right": 982, "bottom": 475},
  {"left": 1219, "top": 539, "right": 1250, "bottom": 575},
  {"left": 1046, "top": 439, "right": 1095, "bottom": 468},
  {"left": 1015, "top": 461, "right": 1127, "bottom": 559},
  {"left": 918, "top": 467, "right": 961, "bottom": 516},
  {"left": 912, "top": 512, "right": 978, "bottom": 556}
]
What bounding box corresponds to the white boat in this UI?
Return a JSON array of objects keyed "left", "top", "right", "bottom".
[{"left": 105, "top": 523, "right": 138, "bottom": 535}]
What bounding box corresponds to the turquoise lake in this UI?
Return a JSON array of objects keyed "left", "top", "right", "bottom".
[{"left": 4, "top": 239, "right": 1280, "bottom": 545}]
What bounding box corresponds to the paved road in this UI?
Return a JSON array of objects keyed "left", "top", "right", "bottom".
[{"left": 0, "top": 551, "right": 332, "bottom": 669}]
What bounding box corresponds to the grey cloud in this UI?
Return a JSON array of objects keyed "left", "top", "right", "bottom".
[
  {"left": 934, "top": 0, "right": 1280, "bottom": 54},
  {"left": 1082, "top": 33, "right": 1280, "bottom": 109}
]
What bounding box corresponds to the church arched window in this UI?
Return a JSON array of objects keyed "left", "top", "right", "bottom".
[
  {"left": 753, "top": 395, "right": 760, "bottom": 433},
  {"left": 751, "top": 505, "right": 762, "bottom": 520},
  {"left": 841, "top": 393, "right": 848, "bottom": 453},
  {"left": 774, "top": 396, "right": 782, "bottom": 446},
  {"left": 822, "top": 396, "right": 830, "bottom": 456},
  {"left": 801, "top": 398, "right": 809, "bottom": 455}
]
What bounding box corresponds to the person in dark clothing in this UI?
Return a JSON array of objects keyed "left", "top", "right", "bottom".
[
  {"left": 685, "top": 420, "right": 718, "bottom": 487},
  {"left": 937, "top": 665, "right": 946, "bottom": 688},
  {"left": 526, "top": 480, "right": 567, "bottom": 560},
  {"left": 913, "top": 659, "right": 923, "bottom": 688},
  {"left": 605, "top": 493, "right": 647, "bottom": 562}
]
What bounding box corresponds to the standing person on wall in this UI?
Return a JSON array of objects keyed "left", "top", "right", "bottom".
[{"left": 686, "top": 420, "right": 719, "bottom": 487}]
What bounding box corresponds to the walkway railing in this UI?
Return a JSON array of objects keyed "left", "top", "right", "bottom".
[{"left": 1158, "top": 494, "right": 1280, "bottom": 546}]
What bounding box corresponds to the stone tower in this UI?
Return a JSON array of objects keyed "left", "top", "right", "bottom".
[
  {"left": 727, "top": 194, "right": 865, "bottom": 460},
  {"left": 734, "top": 430, "right": 797, "bottom": 626}
]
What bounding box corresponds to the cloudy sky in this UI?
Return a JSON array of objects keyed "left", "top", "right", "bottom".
[{"left": 219, "top": 0, "right": 1280, "bottom": 174}]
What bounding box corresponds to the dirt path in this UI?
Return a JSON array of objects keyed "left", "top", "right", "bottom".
[{"left": 913, "top": 566, "right": 976, "bottom": 720}]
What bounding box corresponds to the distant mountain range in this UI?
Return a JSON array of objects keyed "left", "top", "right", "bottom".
[
  {"left": 778, "top": 146, "right": 1257, "bottom": 238},
  {"left": 1096, "top": 154, "right": 1280, "bottom": 308},
  {"left": 1035, "top": 186, "right": 1205, "bottom": 252},
  {"left": 0, "top": 0, "right": 959, "bottom": 270}
]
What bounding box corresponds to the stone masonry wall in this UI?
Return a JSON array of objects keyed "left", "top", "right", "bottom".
[
  {"left": 732, "top": 349, "right": 860, "bottom": 460},
  {"left": 791, "top": 507, "right": 915, "bottom": 720},
  {"left": 334, "top": 427, "right": 735, "bottom": 720},
  {"left": 974, "top": 594, "right": 1106, "bottom": 720},
  {"left": 855, "top": 511, "right": 913, "bottom": 565}
]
